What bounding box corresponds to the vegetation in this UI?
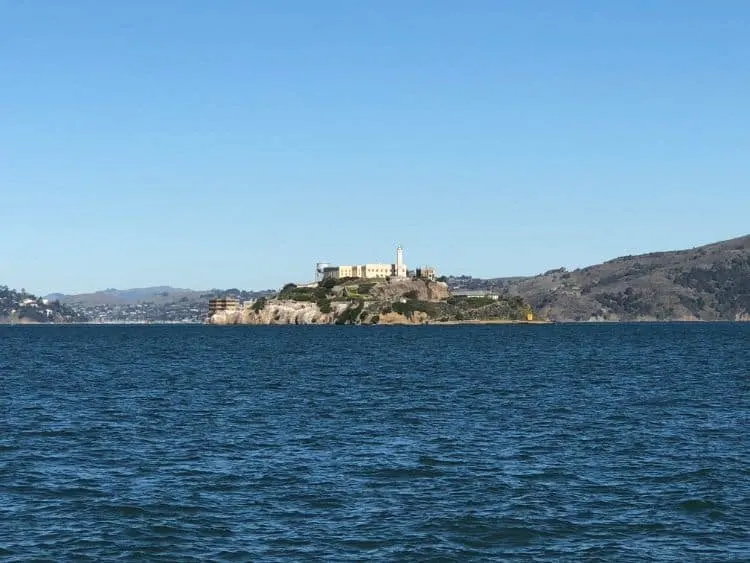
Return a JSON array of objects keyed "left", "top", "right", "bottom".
[
  {"left": 320, "top": 278, "right": 337, "bottom": 290},
  {"left": 447, "top": 295, "right": 497, "bottom": 308},
  {"left": 0, "top": 285, "right": 87, "bottom": 323},
  {"left": 445, "top": 234, "right": 750, "bottom": 321},
  {"left": 278, "top": 284, "right": 319, "bottom": 302},
  {"left": 266, "top": 277, "right": 537, "bottom": 324},
  {"left": 252, "top": 297, "right": 267, "bottom": 312},
  {"left": 317, "top": 298, "right": 332, "bottom": 314},
  {"left": 391, "top": 299, "right": 438, "bottom": 319},
  {"left": 335, "top": 299, "right": 365, "bottom": 325},
  {"left": 358, "top": 282, "right": 376, "bottom": 295}
]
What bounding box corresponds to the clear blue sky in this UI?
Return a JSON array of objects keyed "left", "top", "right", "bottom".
[{"left": 2, "top": 1, "right": 749, "bottom": 294}]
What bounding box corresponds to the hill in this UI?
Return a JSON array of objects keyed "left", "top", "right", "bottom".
[
  {"left": 49, "top": 286, "right": 276, "bottom": 323},
  {"left": 448, "top": 235, "right": 750, "bottom": 322},
  {"left": 0, "top": 286, "right": 88, "bottom": 324},
  {"left": 48, "top": 286, "right": 202, "bottom": 306}
]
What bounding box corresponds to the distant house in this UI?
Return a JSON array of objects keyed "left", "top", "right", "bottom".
[{"left": 415, "top": 267, "right": 436, "bottom": 281}]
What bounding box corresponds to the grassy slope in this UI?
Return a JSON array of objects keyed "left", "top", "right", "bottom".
[{"left": 499, "top": 235, "right": 750, "bottom": 321}]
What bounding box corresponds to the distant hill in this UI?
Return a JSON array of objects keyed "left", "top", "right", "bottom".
[
  {"left": 46, "top": 286, "right": 277, "bottom": 323},
  {"left": 47, "top": 286, "right": 201, "bottom": 306},
  {"left": 448, "top": 235, "right": 750, "bottom": 322},
  {"left": 48, "top": 286, "right": 276, "bottom": 307}
]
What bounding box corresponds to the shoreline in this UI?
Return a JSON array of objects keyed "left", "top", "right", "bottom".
[
  {"left": 428, "top": 319, "right": 552, "bottom": 325},
  {"left": 4, "top": 319, "right": 749, "bottom": 326}
]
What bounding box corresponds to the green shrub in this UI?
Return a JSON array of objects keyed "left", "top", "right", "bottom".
[
  {"left": 279, "top": 284, "right": 319, "bottom": 301},
  {"left": 252, "top": 297, "right": 267, "bottom": 312},
  {"left": 335, "top": 299, "right": 364, "bottom": 324},
  {"left": 448, "top": 295, "right": 496, "bottom": 308},
  {"left": 392, "top": 301, "right": 410, "bottom": 316},
  {"left": 358, "top": 283, "right": 376, "bottom": 295},
  {"left": 392, "top": 299, "right": 437, "bottom": 319}
]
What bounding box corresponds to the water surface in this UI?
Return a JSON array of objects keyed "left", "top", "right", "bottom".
[{"left": 1, "top": 324, "right": 748, "bottom": 561}]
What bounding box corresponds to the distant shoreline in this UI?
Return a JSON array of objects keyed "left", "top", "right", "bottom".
[
  {"left": 5, "top": 319, "right": 749, "bottom": 327},
  {"left": 429, "top": 319, "right": 552, "bottom": 325}
]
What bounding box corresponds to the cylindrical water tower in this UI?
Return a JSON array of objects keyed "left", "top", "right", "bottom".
[{"left": 315, "top": 262, "right": 330, "bottom": 282}]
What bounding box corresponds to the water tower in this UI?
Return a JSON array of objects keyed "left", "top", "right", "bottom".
[{"left": 315, "top": 262, "right": 330, "bottom": 282}]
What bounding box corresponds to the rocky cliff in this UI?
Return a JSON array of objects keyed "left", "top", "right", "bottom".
[
  {"left": 208, "top": 299, "right": 428, "bottom": 326},
  {"left": 210, "top": 300, "right": 340, "bottom": 325},
  {"left": 369, "top": 279, "right": 450, "bottom": 302}
]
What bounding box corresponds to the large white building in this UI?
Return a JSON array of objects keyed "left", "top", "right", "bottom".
[{"left": 321, "top": 245, "right": 408, "bottom": 280}]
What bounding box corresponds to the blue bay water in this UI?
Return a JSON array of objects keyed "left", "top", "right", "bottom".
[{"left": 0, "top": 324, "right": 748, "bottom": 561}]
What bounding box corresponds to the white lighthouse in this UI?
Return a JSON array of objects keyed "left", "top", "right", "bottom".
[{"left": 394, "top": 245, "right": 407, "bottom": 278}]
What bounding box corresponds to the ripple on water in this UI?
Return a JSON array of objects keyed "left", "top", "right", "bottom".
[{"left": 1, "top": 324, "right": 749, "bottom": 561}]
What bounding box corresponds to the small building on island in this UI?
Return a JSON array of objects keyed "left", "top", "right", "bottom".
[
  {"left": 415, "top": 267, "right": 436, "bottom": 281},
  {"left": 208, "top": 297, "right": 240, "bottom": 315}
]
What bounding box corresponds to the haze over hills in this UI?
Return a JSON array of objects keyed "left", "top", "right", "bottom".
[
  {"left": 449, "top": 234, "right": 750, "bottom": 321},
  {"left": 49, "top": 286, "right": 280, "bottom": 304},
  {"left": 47, "top": 287, "right": 205, "bottom": 306},
  {"left": 45, "top": 287, "right": 276, "bottom": 323}
]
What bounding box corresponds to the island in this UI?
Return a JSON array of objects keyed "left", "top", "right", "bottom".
[{"left": 207, "top": 276, "right": 538, "bottom": 325}]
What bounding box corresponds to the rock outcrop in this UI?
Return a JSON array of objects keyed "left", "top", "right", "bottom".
[
  {"left": 209, "top": 300, "right": 347, "bottom": 325},
  {"left": 369, "top": 279, "right": 449, "bottom": 302},
  {"left": 208, "top": 300, "right": 430, "bottom": 326},
  {"left": 377, "top": 311, "right": 429, "bottom": 325}
]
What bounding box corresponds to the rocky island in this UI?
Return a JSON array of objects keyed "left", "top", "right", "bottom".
[{"left": 207, "top": 277, "right": 536, "bottom": 325}]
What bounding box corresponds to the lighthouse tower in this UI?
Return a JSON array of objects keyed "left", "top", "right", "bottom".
[{"left": 395, "top": 245, "right": 407, "bottom": 278}]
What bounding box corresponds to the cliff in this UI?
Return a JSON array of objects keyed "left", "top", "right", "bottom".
[
  {"left": 369, "top": 278, "right": 450, "bottom": 302},
  {"left": 208, "top": 299, "right": 431, "bottom": 326},
  {"left": 210, "top": 300, "right": 341, "bottom": 325}
]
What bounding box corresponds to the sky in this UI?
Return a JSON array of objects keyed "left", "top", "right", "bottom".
[{"left": 1, "top": 1, "right": 749, "bottom": 295}]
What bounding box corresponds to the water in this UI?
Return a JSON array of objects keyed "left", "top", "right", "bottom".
[{"left": 1, "top": 324, "right": 748, "bottom": 561}]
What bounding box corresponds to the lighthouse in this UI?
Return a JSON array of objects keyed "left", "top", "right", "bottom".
[{"left": 395, "top": 245, "right": 407, "bottom": 278}]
